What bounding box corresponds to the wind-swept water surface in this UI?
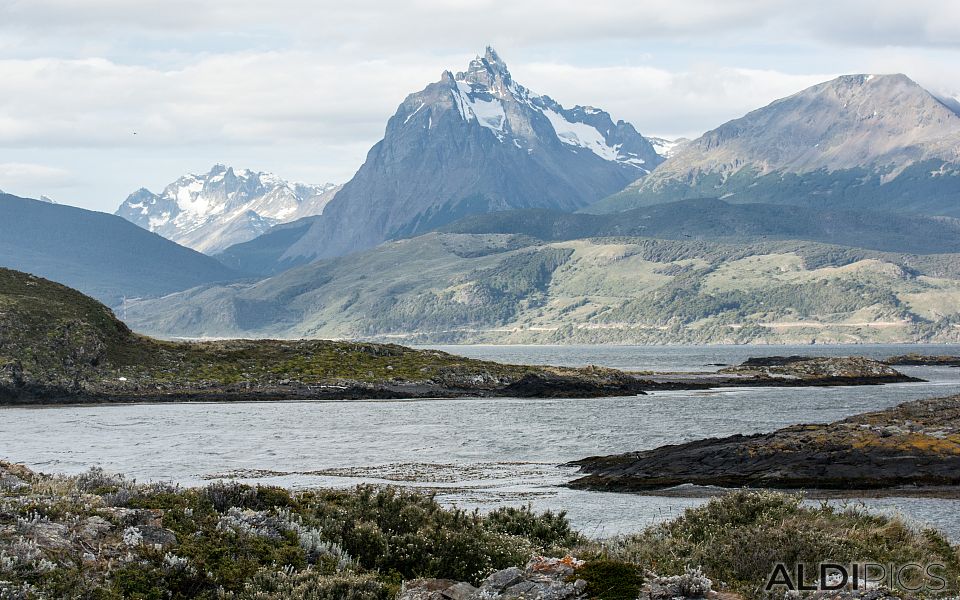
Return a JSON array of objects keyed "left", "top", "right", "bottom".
[{"left": 2, "top": 344, "right": 959, "bottom": 539}]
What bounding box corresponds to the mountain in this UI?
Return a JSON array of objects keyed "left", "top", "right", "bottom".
[
  {"left": 591, "top": 74, "right": 960, "bottom": 216},
  {"left": 440, "top": 198, "right": 960, "bottom": 255},
  {"left": 222, "top": 47, "right": 663, "bottom": 273},
  {"left": 214, "top": 217, "right": 319, "bottom": 276},
  {"left": 115, "top": 164, "right": 340, "bottom": 254},
  {"left": 123, "top": 231, "right": 960, "bottom": 345},
  {"left": 0, "top": 193, "right": 238, "bottom": 305}
]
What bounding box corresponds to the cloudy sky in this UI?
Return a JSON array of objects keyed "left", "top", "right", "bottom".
[{"left": 2, "top": 0, "right": 959, "bottom": 212}]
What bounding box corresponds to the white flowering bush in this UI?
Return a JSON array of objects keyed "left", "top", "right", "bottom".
[
  {"left": 296, "top": 527, "right": 354, "bottom": 571},
  {"left": 74, "top": 466, "right": 127, "bottom": 493},
  {"left": 0, "top": 538, "right": 51, "bottom": 577},
  {"left": 215, "top": 568, "right": 391, "bottom": 600},
  {"left": 122, "top": 526, "right": 143, "bottom": 547},
  {"left": 648, "top": 567, "right": 713, "bottom": 599}
]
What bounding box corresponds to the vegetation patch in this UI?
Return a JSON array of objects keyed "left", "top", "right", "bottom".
[
  {"left": 1, "top": 464, "right": 957, "bottom": 599},
  {"left": 598, "top": 491, "right": 960, "bottom": 599}
]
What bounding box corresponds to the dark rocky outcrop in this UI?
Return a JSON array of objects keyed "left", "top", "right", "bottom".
[
  {"left": 567, "top": 395, "right": 960, "bottom": 493},
  {"left": 713, "top": 355, "right": 920, "bottom": 385},
  {"left": 884, "top": 354, "right": 960, "bottom": 367},
  {"left": 638, "top": 356, "right": 920, "bottom": 390}
]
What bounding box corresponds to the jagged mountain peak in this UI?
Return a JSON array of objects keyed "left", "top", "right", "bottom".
[
  {"left": 483, "top": 45, "right": 506, "bottom": 68},
  {"left": 456, "top": 46, "right": 513, "bottom": 88},
  {"left": 424, "top": 49, "right": 661, "bottom": 170}
]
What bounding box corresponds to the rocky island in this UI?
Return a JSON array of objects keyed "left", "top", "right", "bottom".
[
  {"left": 568, "top": 395, "right": 960, "bottom": 495},
  {"left": 885, "top": 354, "right": 960, "bottom": 367},
  {"left": 638, "top": 355, "right": 921, "bottom": 389},
  {"left": 0, "top": 268, "right": 650, "bottom": 404}
]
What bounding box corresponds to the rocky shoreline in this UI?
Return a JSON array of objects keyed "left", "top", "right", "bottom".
[
  {"left": 1, "top": 353, "right": 921, "bottom": 406},
  {"left": 567, "top": 395, "right": 960, "bottom": 495}
]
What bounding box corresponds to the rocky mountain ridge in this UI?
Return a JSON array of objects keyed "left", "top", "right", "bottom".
[{"left": 592, "top": 73, "right": 960, "bottom": 216}]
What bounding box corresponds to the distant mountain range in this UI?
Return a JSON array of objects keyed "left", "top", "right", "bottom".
[
  {"left": 123, "top": 231, "right": 960, "bottom": 345},
  {"left": 115, "top": 164, "right": 339, "bottom": 254},
  {"left": 217, "top": 47, "right": 665, "bottom": 274},
  {"left": 0, "top": 194, "right": 238, "bottom": 305},
  {"left": 9, "top": 56, "right": 960, "bottom": 347},
  {"left": 591, "top": 74, "right": 960, "bottom": 216}
]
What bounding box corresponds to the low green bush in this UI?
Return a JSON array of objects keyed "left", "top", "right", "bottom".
[
  {"left": 574, "top": 559, "right": 645, "bottom": 599},
  {"left": 603, "top": 490, "right": 960, "bottom": 599},
  {"left": 3, "top": 465, "right": 959, "bottom": 600}
]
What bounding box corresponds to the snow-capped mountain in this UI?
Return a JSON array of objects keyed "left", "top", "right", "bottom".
[
  {"left": 248, "top": 47, "right": 663, "bottom": 267},
  {"left": 116, "top": 165, "right": 340, "bottom": 254}
]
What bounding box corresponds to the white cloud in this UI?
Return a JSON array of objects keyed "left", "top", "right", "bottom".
[
  {"left": 5, "top": 0, "right": 960, "bottom": 51},
  {"left": 0, "top": 54, "right": 444, "bottom": 148},
  {"left": 2, "top": 1, "right": 960, "bottom": 211},
  {"left": 519, "top": 63, "right": 834, "bottom": 139},
  {"left": 0, "top": 51, "right": 835, "bottom": 151},
  {"left": 0, "top": 162, "right": 74, "bottom": 190}
]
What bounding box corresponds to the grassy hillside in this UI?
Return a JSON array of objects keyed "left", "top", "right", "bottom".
[
  {"left": 214, "top": 216, "right": 320, "bottom": 276},
  {"left": 125, "top": 232, "right": 960, "bottom": 345},
  {"left": 0, "top": 194, "right": 239, "bottom": 305}
]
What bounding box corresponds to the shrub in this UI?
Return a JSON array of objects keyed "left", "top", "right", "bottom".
[
  {"left": 573, "top": 559, "right": 645, "bottom": 599},
  {"left": 485, "top": 504, "right": 582, "bottom": 552},
  {"left": 302, "top": 486, "right": 540, "bottom": 584},
  {"left": 217, "top": 568, "right": 393, "bottom": 600},
  {"left": 604, "top": 491, "right": 960, "bottom": 599}
]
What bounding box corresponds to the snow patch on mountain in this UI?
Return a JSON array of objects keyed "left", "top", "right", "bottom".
[
  {"left": 540, "top": 107, "right": 618, "bottom": 160},
  {"left": 447, "top": 49, "right": 655, "bottom": 172},
  {"left": 649, "top": 137, "right": 689, "bottom": 158},
  {"left": 453, "top": 81, "right": 508, "bottom": 136}
]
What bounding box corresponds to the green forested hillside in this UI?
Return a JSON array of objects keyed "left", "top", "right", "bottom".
[
  {"left": 588, "top": 162, "right": 960, "bottom": 217},
  {"left": 444, "top": 198, "right": 960, "bottom": 254},
  {"left": 124, "top": 232, "right": 960, "bottom": 344}
]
